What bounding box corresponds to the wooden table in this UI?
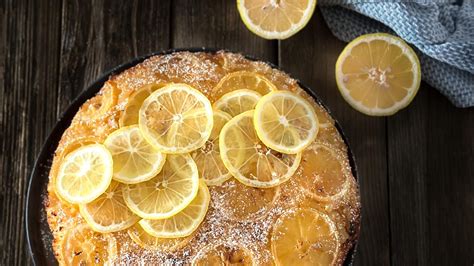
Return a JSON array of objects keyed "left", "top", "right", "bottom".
[{"left": 1, "top": 1, "right": 473, "bottom": 265}]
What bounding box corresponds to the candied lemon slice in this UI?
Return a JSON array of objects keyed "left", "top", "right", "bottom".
[
  {"left": 119, "top": 83, "right": 167, "bottom": 127},
  {"left": 254, "top": 91, "right": 319, "bottom": 154},
  {"left": 55, "top": 144, "right": 113, "bottom": 204},
  {"left": 140, "top": 180, "right": 210, "bottom": 238},
  {"left": 104, "top": 126, "right": 166, "bottom": 184},
  {"left": 79, "top": 181, "right": 139, "bottom": 233},
  {"left": 139, "top": 83, "right": 213, "bottom": 153},
  {"left": 271, "top": 208, "right": 339, "bottom": 266},
  {"left": 335, "top": 33, "right": 421, "bottom": 116},
  {"left": 213, "top": 89, "right": 261, "bottom": 117},
  {"left": 191, "top": 111, "right": 232, "bottom": 186},
  {"left": 212, "top": 179, "right": 279, "bottom": 221},
  {"left": 127, "top": 224, "right": 192, "bottom": 251},
  {"left": 77, "top": 81, "right": 119, "bottom": 122},
  {"left": 210, "top": 71, "right": 276, "bottom": 101},
  {"left": 296, "top": 143, "right": 350, "bottom": 202},
  {"left": 192, "top": 243, "right": 255, "bottom": 266},
  {"left": 220, "top": 110, "right": 301, "bottom": 188},
  {"left": 60, "top": 224, "right": 117, "bottom": 266},
  {"left": 123, "top": 154, "right": 199, "bottom": 219},
  {"left": 237, "top": 0, "right": 317, "bottom": 40}
]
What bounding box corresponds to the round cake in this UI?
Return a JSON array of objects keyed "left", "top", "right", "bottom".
[{"left": 46, "top": 51, "right": 361, "bottom": 265}]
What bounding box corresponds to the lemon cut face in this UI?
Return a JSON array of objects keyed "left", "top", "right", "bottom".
[
  {"left": 213, "top": 89, "right": 262, "bottom": 117},
  {"left": 191, "top": 111, "right": 232, "bottom": 186},
  {"left": 79, "top": 181, "right": 140, "bottom": 233},
  {"left": 237, "top": 0, "right": 317, "bottom": 40},
  {"left": 123, "top": 154, "right": 199, "bottom": 219},
  {"left": 55, "top": 144, "right": 113, "bottom": 204},
  {"left": 271, "top": 208, "right": 339, "bottom": 266},
  {"left": 219, "top": 110, "right": 301, "bottom": 188},
  {"left": 336, "top": 33, "right": 421, "bottom": 116},
  {"left": 139, "top": 180, "right": 210, "bottom": 238},
  {"left": 254, "top": 91, "right": 319, "bottom": 154},
  {"left": 104, "top": 126, "right": 166, "bottom": 184},
  {"left": 211, "top": 71, "right": 276, "bottom": 101},
  {"left": 139, "top": 83, "right": 213, "bottom": 153}
]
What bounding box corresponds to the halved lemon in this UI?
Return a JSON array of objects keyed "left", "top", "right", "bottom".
[
  {"left": 123, "top": 154, "right": 199, "bottom": 219},
  {"left": 139, "top": 83, "right": 213, "bottom": 153},
  {"left": 213, "top": 89, "right": 261, "bottom": 117},
  {"left": 212, "top": 179, "right": 280, "bottom": 221},
  {"left": 210, "top": 71, "right": 276, "bottom": 101},
  {"left": 140, "top": 180, "right": 210, "bottom": 238},
  {"left": 119, "top": 83, "right": 167, "bottom": 127},
  {"left": 296, "top": 143, "right": 350, "bottom": 202},
  {"left": 79, "top": 181, "right": 140, "bottom": 233},
  {"left": 237, "top": 0, "right": 317, "bottom": 40},
  {"left": 335, "top": 33, "right": 421, "bottom": 116},
  {"left": 127, "top": 224, "right": 192, "bottom": 251},
  {"left": 104, "top": 126, "right": 166, "bottom": 184},
  {"left": 60, "top": 224, "right": 117, "bottom": 266},
  {"left": 254, "top": 91, "right": 319, "bottom": 154},
  {"left": 219, "top": 110, "right": 301, "bottom": 188},
  {"left": 191, "top": 111, "right": 232, "bottom": 186},
  {"left": 192, "top": 243, "right": 256, "bottom": 266},
  {"left": 271, "top": 208, "right": 339, "bottom": 266},
  {"left": 55, "top": 144, "right": 113, "bottom": 204}
]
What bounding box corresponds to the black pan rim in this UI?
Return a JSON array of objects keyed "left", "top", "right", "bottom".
[{"left": 26, "top": 47, "right": 360, "bottom": 265}]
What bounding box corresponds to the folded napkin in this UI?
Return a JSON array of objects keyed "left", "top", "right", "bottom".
[{"left": 319, "top": 0, "right": 474, "bottom": 108}]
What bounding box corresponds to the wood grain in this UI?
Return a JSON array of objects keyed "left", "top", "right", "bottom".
[
  {"left": 1, "top": 1, "right": 473, "bottom": 265},
  {"left": 279, "top": 9, "right": 390, "bottom": 265},
  {"left": 388, "top": 86, "right": 474, "bottom": 265},
  {"left": 1, "top": 0, "right": 62, "bottom": 264},
  {"left": 171, "top": 0, "right": 277, "bottom": 63}
]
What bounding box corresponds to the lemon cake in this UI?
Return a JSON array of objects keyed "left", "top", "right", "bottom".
[{"left": 46, "top": 51, "right": 361, "bottom": 265}]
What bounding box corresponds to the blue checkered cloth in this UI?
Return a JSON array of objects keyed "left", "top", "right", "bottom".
[{"left": 319, "top": 0, "right": 474, "bottom": 107}]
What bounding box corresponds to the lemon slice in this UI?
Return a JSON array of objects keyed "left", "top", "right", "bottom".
[
  {"left": 79, "top": 181, "right": 140, "bottom": 233},
  {"left": 55, "top": 144, "right": 113, "bottom": 204},
  {"left": 77, "top": 81, "right": 119, "bottom": 122},
  {"left": 192, "top": 243, "right": 256, "bottom": 266},
  {"left": 191, "top": 111, "right": 232, "bottom": 186},
  {"left": 50, "top": 136, "right": 102, "bottom": 194},
  {"left": 237, "top": 0, "right": 317, "bottom": 40},
  {"left": 254, "top": 91, "right": 319, "bottom": 154},
  {"left": 123, "top": 154, "right": 199, "bottom": 219},
  {"left": 335, "top": 33, "right": 421, "bottom": 116},
  {"left": 220, "top": 110, "right": 301, "bottom": 188},
  {"left": 104, "top": 126, "right": 166, "bottom": 184},
  {"left": 127, "top": 224, "right": 192, "bottom": 251},
  {"left": 271, "top": 208, "right": 339, "bottom": 266},
  {"left": 119, "top": 83, "right": 167, "bottom": 127},
  {"left": 212, "top": 179, "right": 280, "bottom": 221},
  {"left": 213, "top": 89, "right": 262, "bottom": 117},
  {"left": 60, "top": 224, "right": 117, "bottom": 266},
  {"left": 140, "top": 180, "right": 210, "bottom": 238},
  {"left": 211, "top": 71, "right": 276, "bottom": 101},
  {"left": 139, "top": 83, "right": 213, "bottom": 153},
  {"left": 296, "top": 143, "right": 350, "bottom": 202}
]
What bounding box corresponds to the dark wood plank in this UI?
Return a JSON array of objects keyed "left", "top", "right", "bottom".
[
  {"left": 0, "top": 0, "right": 62, "bottom": 264},
  {"left": 58, "top": 0, "right": 172, "bottom": 113},
  {"left": 388, "top": 85, "right": 474, "bottom": 265},
  {"left": 279, "top": 8, "right": 390, "bottom": 265},
  {"left": 171, "top": 0, "right": 276, "bottom": 63}
]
